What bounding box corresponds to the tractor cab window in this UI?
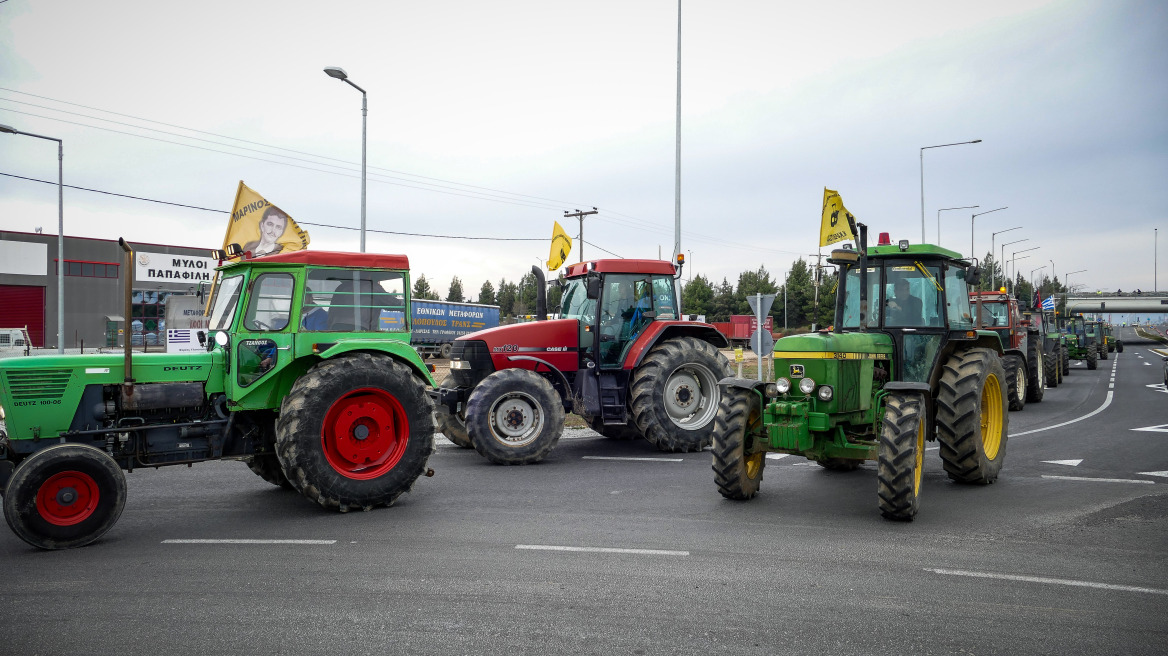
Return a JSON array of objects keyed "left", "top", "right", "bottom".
[
  {"left": 208, "top": 274, "right": 245, "bottom": 331},
  {"left": 945, "top": 266, "right": 974, "bottom": 329},
  {"left": 651, "top": 276, "right": 677, "bottom": 320},
  {"left": 244, "top": 273, "right": 294, "bottom": 331},
  {"left": 559, "top": 277, "right": 597, "bottom": 323},
  {"left": 978, "top": 302, "right": 1010, "bottom": 327},
  {"left": 840, "top": 265, "right": 880, "bottom": 329},
  {"left": 302, "top": 268, "right": 408, "bottom": 332},
  {"left": 883, "top": 263, "right": 944, "bottom": 328},
  {"left": 598, "top": 274, "right": 656, "bottom": 367}
]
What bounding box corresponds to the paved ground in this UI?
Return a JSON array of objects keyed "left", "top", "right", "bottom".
[{"left": 1, "top": 327, "right": 1165, "bottom": 654}]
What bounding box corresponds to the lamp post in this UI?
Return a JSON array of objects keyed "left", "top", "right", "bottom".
[
  {"left": 324, "top": 66, "right": 367, "bottom": 252},
  {"left": 990, "top": 226, "right": 1022, "bottom": 289},
  {"left": 1, "top": 123, "right": 64, "bottom": 353},
  {"left": 937, "top": 205, "right": 978, "bottom": 249},
  {"left": 971, "top": 206, "right": 1007, "bottom": 264},
  {"left": 1000, "top": 238, "right": 1027, "bottom": 293},
  {"left": 1030, "top": 266, "right": 1046, "bottom": 296},
  {"left": 920, "top": 139, "right": 982, "bottom": 242},
  {"left": 1011, "top": 246, "right": 1040, "bottom": 291},
  {"left": 1064, "top": 269, "right": 1087, "bottom": 296}
]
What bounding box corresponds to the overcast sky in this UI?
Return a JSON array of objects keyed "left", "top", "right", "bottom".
[{"left": 2, "top": 0, "right": 1166, "bottom": 299}]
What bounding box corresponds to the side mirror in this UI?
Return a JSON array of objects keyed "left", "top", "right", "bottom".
[
  {"left": 586, "top": 274, "right": 601, "bottom": 300},
  {"left": 966, "top": 265, "right": 982, "bottom": 287},
  {"left": 197, "top": 330, "right": 207, "bottom": 346}
]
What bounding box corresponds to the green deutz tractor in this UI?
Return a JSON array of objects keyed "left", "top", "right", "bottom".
[
  {"left": 1062, "top": 316, "right": 1099, "bottom": 370},
  {"left": 712, "top": 228, "right": 1008, "bottom": 521},
  {"left": 0, "top": 245, "right": 436, "bottom": 549}
]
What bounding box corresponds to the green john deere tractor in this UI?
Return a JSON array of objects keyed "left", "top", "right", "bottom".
[
  {"left": 0, "top": 244, "right": 436, "bottom": 549},
  {"left": 1062, "top": 316, "right": 1099, "bottom": 370},
  {"left": 1104, "top": 323, "right": 1123, "bottom": 354},
  {"left": 712, "top": 227, "right": 1008, "bottom": 521}
]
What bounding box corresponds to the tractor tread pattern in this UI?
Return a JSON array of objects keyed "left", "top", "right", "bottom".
[
  {"left": 630, "top": 337, "right": 731, "bottom": 453},
  {"left": 1004, "top": 354, "right": 1026, "bottom": 412},
  {"left": 1026, "top": 338, "right": 1045, "bottom": 402},
  {"left": 877, "top": 392, "right": 923, "bottom": 521},
  {"left": 935, "top": 348, "right": 1009, "bottom": 485},
  {"left": 711, "top": 389, "right": 762, "bottom": 500}
]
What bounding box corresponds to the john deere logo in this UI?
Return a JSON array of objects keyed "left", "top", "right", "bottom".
[{"left": 790, "top": 364, "right": 805, "bottom": 378}]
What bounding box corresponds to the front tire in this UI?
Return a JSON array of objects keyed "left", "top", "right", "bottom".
[
  {"left": 1026, "top": 340, "right": 1045, "bottom": 402},
  {"left": 1086, "top": 348, "right": 1098, "bottom": 370},
  {"left": 3, "top": 444, "right": 127, "bottom": 550},
  {"left": 435, "top": 377, "right": 474, "bottom": 449},
  {"left": 276, "top": 353, "right": 435, "bottom": 511},
  {"left": 1005, "top": 354, "right": 1026, "bottom": 411},
  {"left": 630, "top": 337, "right": 732, "bottom": 453},
  {"left": 466, "top": 368, "right": 564, "bottom": 465},
  {"left": 935, "top": 348, "right": 1009, "bottom": 484},
  {"left": 877, "top": 392, "right": 926, "bottom": 521},
  {"left": 246, "top": 455, "right": 293, "bottom": 489},
  {"left": 1061, "top": 345, "right": 1070, "bottom": 376},
  {"left": 711, "top": 388, "right": 764, "bottom": 500},
  {"left": 1044, "top": 347, "right": 1059, "bottom": 388}
]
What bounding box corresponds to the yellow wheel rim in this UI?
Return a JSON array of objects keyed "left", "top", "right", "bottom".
[
  {"left": 745, "top": 452, "right": 764, "bottom": 479},
  {"left": 913, "top": 416, "right": 925, "bottom": 496},
  {"left": 980, "top": 373, "right": 1003, "bottom": 460}
]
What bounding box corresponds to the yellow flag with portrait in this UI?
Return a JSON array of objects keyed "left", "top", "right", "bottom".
[
  {"left": 548, "top": 221, "right": 573, "bottom": 270},
  {"left": 224, "top": 181, "right": 310, "bottom": 257},
  {"left": 819, "top": 188, "right": 856, "bottom": 247}
]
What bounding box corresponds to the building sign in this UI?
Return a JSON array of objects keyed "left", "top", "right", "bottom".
[{"left": 135, "top": 251, "right": 216, "bottom": 283}]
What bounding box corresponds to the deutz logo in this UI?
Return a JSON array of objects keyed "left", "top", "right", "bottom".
[{"left": 790, "top": 364, "right": 805, "bottom": 378}]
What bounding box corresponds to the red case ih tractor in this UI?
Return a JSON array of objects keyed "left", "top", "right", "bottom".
[{"left": 432, "top": 260, "right": 732, "bottom": 464}]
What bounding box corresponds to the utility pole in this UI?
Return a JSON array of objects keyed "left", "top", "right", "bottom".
[
  {"left": 808, "top": 253, "right": 827, "bottom": 331},
  {"left": 564, "top": 207, "right": 597, "bottom": 263}
]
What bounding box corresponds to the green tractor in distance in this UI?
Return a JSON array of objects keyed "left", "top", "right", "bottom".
[
  {"left": 1104, "top": 323, "right": 1123, "bottom": 354},
  {"left": 1062, "top": 316, "right": 1099, "bottom": 370},
  {"left": 712, "top": 228, "right": 1008, "bottom": 521},
  {"left": 1023, "top": 309, "right": 1065, "bottom": 388},
  {"left": 0, "top": 245, "right": 437, "bottom": 549}
]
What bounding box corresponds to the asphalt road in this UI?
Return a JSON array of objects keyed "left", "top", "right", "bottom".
[{"left": 2, "top": 328, "right": 1166, "bottom": 655}]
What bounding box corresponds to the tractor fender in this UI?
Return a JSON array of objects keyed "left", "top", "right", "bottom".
[
  {"left": 717, "top": 376, "right": 767, "bottom": 393},
  {"left": 313, "top": 340, "right": 436, "bottom": 387},
  {"left": 622, "top": 321, "right": 730, "bottom": 370},
  {"left": 504, "top": 355, "right": 574, "bottom": 409}
]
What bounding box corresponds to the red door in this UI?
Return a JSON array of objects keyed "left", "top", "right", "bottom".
[{"left": 0, "top": 285, "right": 46, "bottom": 347}]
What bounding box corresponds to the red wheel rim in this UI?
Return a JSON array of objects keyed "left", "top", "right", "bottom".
[
  {"left": 36, "top": 471, "right": 100, "bottom": 526},
  {"left": 321, "top": 387, "right": 409, "bottom": 480}
]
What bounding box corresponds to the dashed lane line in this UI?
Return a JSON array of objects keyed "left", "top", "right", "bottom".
[
  {"left": 1040, "top": 474, "right": 1153, "bottom": 485},
  {"left": 925, "top": 568, "right": 1168, "bottom": 596},
  {"left": 516, "top": 544, "right": 689, "bottom": 556},
  {"left": 582, "top": 456, "right": 683, "bottom": 462},
  {"left": 162, "top": 539, "right": 336, "bottom": 545}
]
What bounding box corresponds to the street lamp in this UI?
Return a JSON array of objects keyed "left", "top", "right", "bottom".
[
  {"left": 1064, "top": 269, "right": 1087, "bottom": 294},
  {"left": 1, "top": 123, "right": 64, "bottom": 353},
  {"left": 1010, "top": 246, "right": 1039, "bottom": 290},
  {"left": 1030, "top": 266, "right": 1046, "bottom": 297},
  {"left": 971, "top": 206, "right": 1007, "bottom": 263},
  {"left": 920, "top": 139, "right": 981, "bottom": 242},
  {"left": 1000, "top": 238, "right": 1027, "bottom": 292},
  {"left": 937, "top": 205, "right": 978, "bottom": 249},
  {"left": 990, "top": 226, "right": 1022, "bottom": 289},
  {"left": 323, "top": 66, "right": 368, "bottom": 252}
]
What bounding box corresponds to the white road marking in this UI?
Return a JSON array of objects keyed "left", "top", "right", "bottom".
[
  {"left": 1042, "top": 459, "right": 1083, "bottom": 466},
  {"left": 1041, "top": 475, "right": 1153, "bottom": 485},
  {"left": 582, "top": 456, "right": 683, "bottom": 462},
  {"left": 924, "top": 568, "right": 1168, "bottom": 596},
  {"left": 1013, "top": 391, "right": 1113, "bottom": 436},
  {"left": 925, "top": 446, "right": 939, "bottom": 451},
  {"left": 765, "top": 453, "right": 790, "bottom": 460},
  {"left": 162, "top": 539, "right": 336, "bottom": 544},
  {"left": 1131, "top": 423, "right": 1168, "bottom": 432},
  {"left": 516, "top": 544, "right": 689, "bottom": 556},
  {"left": 1138, "top": 471, "right": 1168, "bottom": 478},
  {"left": 1144, "top": 362, "right": 1152, "bottom": 366}
]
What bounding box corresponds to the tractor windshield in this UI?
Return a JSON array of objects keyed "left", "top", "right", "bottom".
[
  {"left": 208, "top": 274, "right": 245, "bottom": 331},
  {"left": 559, "top": 278, "right": 597, "bottom": 323},
  {"left": 978, "top": 302, "right": 1010, "bottom": 327}
]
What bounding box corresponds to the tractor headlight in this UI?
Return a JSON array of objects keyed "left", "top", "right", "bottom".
[
  {"left": 764, "top": 383, "right": 779, "bottom": 398},
  {"left": 798, "top": 377, "right": 816, "bottom": 395},
  {"left": 214, "top": 331, "right": 229, "bottom": 347},
  {"left": 817, "top": 385, "right": 834, "bottom": 402},
  {"left": 775, "top": 377, "right": 791, "bottom": 394}
]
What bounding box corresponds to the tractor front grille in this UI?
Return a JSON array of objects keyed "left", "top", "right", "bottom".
[
  {"left": 449, "top": 339, "right": 493, "bottom": 388},
  {"left": 4, "top": 369, "right": 73, "bottom": 401}
]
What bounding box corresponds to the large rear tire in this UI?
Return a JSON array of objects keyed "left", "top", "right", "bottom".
[
  {"left": 1044, "top": 347, "right": 1059, "bottom": 388},
  {"left": 276, "top": 353, "right": 435, "bottom": 511},
  {"left": 1004, "top": 354, "right": 1026, "bottom": 411},
  {"left": 1026, "top": 340, "right": 1045, "bottom": 402},
  {"left": 630, "top": 337, "right": 732, "bottom": 453},
  {"left": 434, "top": 378, "right": 474, "bottom": 449},
  {"left": 1100, "top": 343, "right": 1109, "bottom": 360},
  {"left": 3, "top": 444, "right": 127, "bottom": 550},
  {"left": 711, "top": 388, "right": 764, "bottom": 500},
  {"left": 877, "top": 392, "right": 926, "bottom": 521},
  {"left": 466, "top": 368, "right": 564, "bottom": 465},
  {"left": 1086, "top": 348, "right": 1098, "bottom": 370},
  {"left": 246, "top": 455, "right": 293, "bottom": 489},
  {"left": 935, "top": 348, "right": 1009, "bottom": 484}
]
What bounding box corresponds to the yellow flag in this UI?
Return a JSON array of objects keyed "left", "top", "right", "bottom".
[
  {"left": 224, "top": 181, "right": 310, "bottom": 256},
  {"left": 819, "top": 188, "right": 856, "bottom": 247},
  {"left": 548, "top": 221, "right": 573, "bottom": 270}
]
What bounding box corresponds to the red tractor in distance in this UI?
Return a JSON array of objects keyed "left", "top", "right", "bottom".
[
  {"left": 433, "top": 259, "right": 732, "bottom": 464},
  {"left": 971, "top": 290, "right": 1045, "bottom": 410}
]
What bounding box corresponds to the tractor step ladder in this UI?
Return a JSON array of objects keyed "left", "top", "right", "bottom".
[{"left": 598, "top": 372, "right": 628, "bottom": 424}]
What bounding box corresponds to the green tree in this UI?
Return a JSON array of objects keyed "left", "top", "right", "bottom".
[
  {"left": 446, "top": 276, "right": 465, "bottom": 302},
  {"left": 478, "top": 280, "right": 496, "bottom": 306},
  {"left": 515, "top": 272, "right": 538, "bottom": 317},
  {"left": 496, "top": 278, "right": 518, "bottom": 316},
  {"left": 784, "top": 259, "right": 813, "bottom": 328},
  {"left": 412, "top": 274, "right": 439, "bottom": 300},
  {"left": 682, "top": 274, "right": 715, "bottom": 319},
  {"left": 710, "top": 277, "right": 737, "bottom": 322},
  {"left": 735, "top": 265, "right": 779, "bottom": 317}
]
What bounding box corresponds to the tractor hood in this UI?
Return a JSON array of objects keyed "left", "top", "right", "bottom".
[{"left": 772, "top": 331, "right": 894, "bottom": 358}]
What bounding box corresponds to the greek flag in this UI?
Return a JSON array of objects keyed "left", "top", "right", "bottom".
[{"left": 1040, "top": 296, "right": 1056, "bottom": 311}]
